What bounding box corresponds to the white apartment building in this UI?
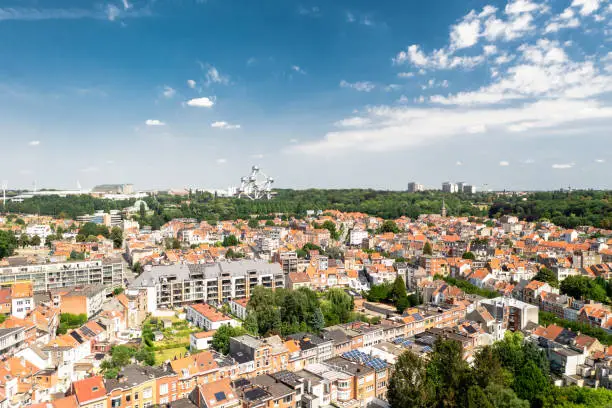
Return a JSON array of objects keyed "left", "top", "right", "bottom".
[
  {"left": 349, "top": 229, "right": 369, "bottom": 246},
  {"left": 442, "top": 182, "right": 459, "bottom": 193},
  {"left": 25, "top": 224, "right": 52, "bottom": 244}
]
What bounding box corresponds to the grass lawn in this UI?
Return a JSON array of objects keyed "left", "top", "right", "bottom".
[{"left": 154, "top": 346, "right": 189, "bottom": 364}]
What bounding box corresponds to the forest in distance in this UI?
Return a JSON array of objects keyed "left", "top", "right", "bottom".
[{"left": 2, "top": 189, "right": 611, "bottom": 230}]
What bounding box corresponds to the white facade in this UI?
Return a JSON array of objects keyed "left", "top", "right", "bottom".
[
  {"left": 442, "top": 182, "right": 459, "bottom": 193},
  {"left": 350, "top": 229, "right": 369, "bottom": 246},
  {"left": 11, "top": 296, "right": 34, "bottom": 319},
  {"left": 25, "top": 224, "right": 52, "bottom": 244}
]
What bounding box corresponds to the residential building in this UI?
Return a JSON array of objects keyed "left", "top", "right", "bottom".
[
  {"left": 70, "top": 376, "right": 108, "bottom": 408},
  {"left": 480, "top": 297, "right": 539, "bottom": 331},
  {"left": 190, "top": 378, "right": 240, "bottom": 408},
  {"left": 190, "top": 331, "right": 216, "bottom": 352},
  {"left": 186, "top": 304, "right": 239, "bottom": 331},
  {"left": 349, "top": 229, "right": 369, "bottom": 246},
  {"left": 11, "top": 282, "right": 34, "bottom": 319},
  {"left": 229, "top": 335, "right": 289, "bottom": 377},
  {"left": 50, "top": 285, "right": 106, "bottom": 318},
  {"left": 0, "top": 258, "right": 124, "bottom": 293},
  {"left": 407, "top": 182, "right": 424, "bottom": 193},
  {"left": 279, "top": 251, "right": 298, "bottom": 274},
  {"left": 286, "top": 333, "right": 333, "bottom": 365},
  {"left": 0, "top": 327, "right": 26, "bottom": 355},
  {"left": 131, "top": 261, "right": 285, "bottom": 309},
  {"left": 286, "top": 273, "right": 311, "bottom": 291},
  {"left": 229, "top": 298, "right": 248, "bottom": 321},
  {"left": 105, "top": 365, "right": 178, "bottom": 408},
  {"left": 442, "top": 182, "right": 459, "bottom": 193}
]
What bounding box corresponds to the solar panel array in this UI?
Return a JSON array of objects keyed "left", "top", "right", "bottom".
[
  {"left": 214, "top": 392, "right": 226, "bottom": 402},
  {"left": 342, "top": 350, "right": 389, "bottom": 371},
  {"left": 392, "top": 337, "right": 414, "bottom": 347}
]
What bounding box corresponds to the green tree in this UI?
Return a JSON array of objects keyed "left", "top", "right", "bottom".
[
  {"left": 29, "top": 235, "right": 41, "bottom": 246},
  {"left": 462, "top": 251, "right": 476, "bottom": 260},
  {"left": 222, "top": 235, "right": 239, "bottom": 247},
  {"left": 211, "top": 325, "right": 247, "bottom": 355},
  {"left": 265, "top": 220, "right": 275, "bottom": 226},
  {"left": 110, "top": 227, "right": 123, "bottom": 249},
  {"left": 0, "top": 231, "right": 18, "bottom": 258},
  {"left": 139, "top": 202, "right": 146, "bottom": 219},
  {"left": 309, "top": 308, "right": 325, "bottom": 333},
  {"left": 113, "top": 287, "right": 125, "bottom": 296},
  {"left": 69, "top": 250, "right": 85, "bottom": 260},
  {"left": 57, "top": 313, "right": 88, "bottom": 334},
  {"left": 423, "top": 242, "right": 433, "bottom": 255},
  {"left": 532, "top": 267, "right": 559, "bottom": 288},
  {"left": 485, "top": 384, "right": 529, "bottom": 408},
  {"left": 378, "top": 220, "right": 399, "bottom": 234},
  {"left": 513, "top": 360, "right": 549, "bottom": 403},
  {"left": 19, "top": 233, "right": 30, "bottom": 248},
  {"left": 387, "top": 351, "right": 434, "bottom": 408},
  {"left": 248, "top": 219, "right": 259, "bottom": 229},
  {"left": 110, "top": 345, "right": 135, "bottom": 367},
  {"left": 466, "top": 386, "right": 493, "bottom": 408}
]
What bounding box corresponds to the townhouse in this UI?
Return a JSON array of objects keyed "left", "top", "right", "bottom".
[
  {"left": 186, "top": 304, "right": 239, "bottom": 331},
  {"left": 229, "top": 335, "right": 289, "bottom": 378}
]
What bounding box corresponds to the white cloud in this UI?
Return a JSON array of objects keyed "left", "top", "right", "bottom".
[
  {"left": 291, "top": 65, "right": 307, "bottom": 75},
  {"left": 595, "top": 158, "right": 606, "bottom": 163},
  {"left": 80, "top": 166, "right": 99, "bottom": 173},
  {"left": 335, "top": 117, "right": 371, "bottom": 127},
  {"left": 450, "top": 15, "right": 481, "bottom": 50},
  {"left": 505, "top": 0, "right": 541, "bottom": 15},
  {"left": 571, "top": 0, "right": 602, "bottom": 16},
  {"left": 28, "top": 140, "right": 40, "bottom": 146},
  {"left": 186, "top": 97, "right": 214, "bottom": 108},
  {"left": 397, "top": 72, "right": 415, "bottom": 78},
  {"left": 145, "top": 119, "right": 165, "bottom": 126},
  {"left": 204, "top": 66, "right": 229, "bottom": 86},
  {"left": 340, "top": 80, "right": 375, "bottom": 92},
  {"left": 499, "top": 160, "right": 510, "bottom": 166},
  {"left": 0, "top": 6, "right": 149, "bottom": 21},
  {"left": 289, "top": 138, "right": 298, "bottom": 143},
  {"left": 298, "top": 6, "right": 320, "bottom": 16},
  {"left": 346, "top": 12, "right": 356, "bottom": 23},
  {"left": 122, "top": 0, "right": 131, "bottom": 10},
  {"left": 106, "top": 5, "right": 120, "bottom": 21},
  {"left": 397, "top": 95, "right": 409, "bottom": 104},
  {"left": 211, "top": 121, "right": 240, "bottom": 129},
  {"left": 456, "top": 161, "right": 463, "bottom": 166},
  {"left": 187, "top": 79, "right": 196, "bottom": 89},
  {"left": 552, "top": 163, "right": 575, "bottom": 169},
  {"left": 162, "top": 86, "right": 176, "bottom": 98},
  {"left": 216, "top": 158, "right": 227, "bottom": 164},
  {"left": 385, "top": 84, "right": 402, "bottom": 92}
]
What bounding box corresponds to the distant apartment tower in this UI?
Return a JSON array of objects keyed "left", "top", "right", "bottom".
[
  {"left": 77, "top": 210, "right": 122, "bottom": 227},
  {"left": 407, "top": 182, "right": 424, "bottom": 193},
  {"left": 463, "top": 185, "right": 477, "bottom": 194},
  {"left": 442, "top": 182, "right": 459, "bottom": 193},
  {"left": 0, "top": 258, "right": 124, "bottom": 293},
  {"left": 279, "top": 251, "right": 298, "bottom": 274}
]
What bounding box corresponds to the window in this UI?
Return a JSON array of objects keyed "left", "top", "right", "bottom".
[
  {"left": 126, "top": 395, "right": 131, "bottom": 402},
  {"left": 171, "top": 383, "right": 176, "bottom": 391},
  {"left": 142, "top": 388, "right": 152, "bottom": 399},
  {"left": 134, "top": 392, "right": 139, "bottom": 400},
  {"left": 160, "top": 398, "right": 168, "bottom": 405},
  {"left": 111, "top": 397, "right": 122, "bottom": 408},
  {"left": 94, "top": 403, "right": 105, "bottom": 408},
  {"left": 160, "top": 384, "right": 168, "bottom": 395},
  {"left": 283, "top": 395, "right": 293, "bottom": 403}
]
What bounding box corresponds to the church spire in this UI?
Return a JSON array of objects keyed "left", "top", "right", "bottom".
[{"left": 441, "top": 198, "right": 447, "bottom": 217}]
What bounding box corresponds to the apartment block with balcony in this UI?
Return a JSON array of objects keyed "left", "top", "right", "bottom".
[{"left": 131, "top": 261, "right": 284, "bottom": 309}]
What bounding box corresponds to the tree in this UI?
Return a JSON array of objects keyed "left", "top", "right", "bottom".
[
  {"left": 532, "top": 267, "right": 559, "bottom": 288},
  {"left": 309, "top": 308, "right": 325, "bottom": 333},
  {"left": 75, "top": 234, "right": 86, "bottom": 243},
  {"left": 322, "top": 288, "right": 353, "bottom": 325},
  {"left": 378, "top": 220, "right": 399, "bottom": 234},
  {"left": 222, "top": 235, "right": 239, "bottom": 247},
  {"left": 320, "top": 220, "right": 339, "bottom": 240},
  {"left": 244, "top": 313, "right": 259, "bottom": 335},
  {"left": 113, "top": 287, "right": 124, "bottom": 296},
  {"left": 0, "top": 231, "right": 18, "bottom": 258},
  {"left": 462, "top": 251, "right": 476, "bottom": 260},
  {"left": 29, "top": 235, "right": 41, "bottom": 247},
  {"left": 248, "top": 219, "right": 259, "bottom": 229},
  {"left": 423, "top": 242, "right": 433, "bottom": 255},
  {"left": 19, "top": 233, "right": 30, "bottom": 248},
  {"left": 110, "top": 227, "right": 123, "bottom": 249},
  {"left": 139, "top": 202, "right": 146, "bottom": 219},
  {"left": 484, "top": 384, "right": 529, "bottom": 408},
  {"left": 513, "top": 360, "right": 549, "bottom": 403},
  {"left": 560, "top": 275, "right": 608, "bottom": 303},
  {"left": 211, "top": 325, "right": 247, "bottom": 355},
  {"left": 265, "top": 220, "right": 275, "bottom": 226},
  {"left": 110, "top": 345, "right": 135, "bottom": 367},
  {"left": 466, "top": 386, "right": 493, "bottom": 408},
  {"left": 132, "top": 262, "right": 143, "bottom": 275},
  {"left": 387, "top": 351, "right": 434, "bottom": 408},
  {"left": 86, "top": 235, "right": 98, "bottom": 242},
  {"left": 70, "top": 250, "right": 85, "bottom": 260}
]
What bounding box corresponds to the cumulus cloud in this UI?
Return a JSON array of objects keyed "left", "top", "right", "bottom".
[
  {"left": 340, "top": 80, "right": 375, "bottom": 92},
  {"left": 28, "top": 140, "right": 40, "bottom": 146},
  {"left": 216, "top": 158, "right": 227, "bottom": 164},
  {"left": 187, "top": 79, "right": 196, "bottom": 89},
  {"left": 456, "top": 161, "right": 463, "bottom": 166},
  {"left": 552, "top": 163, "right": 575, "bottom": 169},
  {"left": 595, "top": 158, "right": 605, "bottom": 163},
  {"left": 211, "top": 121, "right": 240, "bottom": 129},
  {"left": 186, "top": 97, "right": 214, "bottom": 108},
  {"left": 145, "top": 119, "right": 165, "bottom": 126},
  {"left": 499, "top": 161, "right": 510, "bottom": 166},
  {"left": 335, "top": 117, "right": 371, "bottom": 127}
]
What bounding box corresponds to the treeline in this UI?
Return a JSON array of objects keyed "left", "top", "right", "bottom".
[
  {"left": 389, "top": 332, "right": 612, "bottom": 408},
  {"left": 3, "top": 189, "right": 612, "bottom": 230},
  {"left": 489, "top": 190, "right": 612, "bottom": 229}
]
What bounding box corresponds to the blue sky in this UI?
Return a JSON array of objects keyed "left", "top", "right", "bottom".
[{"left": 0, "top": 0, "right": 611, "bottom": 191}]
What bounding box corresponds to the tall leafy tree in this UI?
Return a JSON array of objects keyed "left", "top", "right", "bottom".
[
  {"left": 110, "top": 227, "right": 123, "bottom": 249},
  {"left": 387, "top": 351, "right": 434, "bottom": 408},
  {"left": 423, "top": 242, "right": 433, "bottom": 255}
]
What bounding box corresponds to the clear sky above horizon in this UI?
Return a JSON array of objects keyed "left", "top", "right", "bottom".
[{"left": 1, "top": 0, "right": 611, "bottom": 191}]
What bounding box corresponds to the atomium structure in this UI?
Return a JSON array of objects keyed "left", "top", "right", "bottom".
[{"left": 237, "top": 165, "right": 274, "bottom": 200}]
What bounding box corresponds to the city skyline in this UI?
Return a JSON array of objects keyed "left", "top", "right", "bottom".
[{"left": 1, "top": 0, "right": 611, "bottom": 191}]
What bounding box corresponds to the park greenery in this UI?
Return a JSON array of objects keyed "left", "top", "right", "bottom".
[
  {"left": 365, "top": 276, "right": 421, "bottom": 313},
  {"left": 434, "top": 275, "right": 499, "bottom": 299},
  {"left": 388, "top": 332, "right": 612, "bottom": 408},
  {"left": 243, "top": 286, "right": 355, "bottom": 338},
  {"left": 211, "top": 325, "right": 247, "bottom": 354},
  {"left": 2, "top": 190, "right": 611, "bottom": 232},
  {"left": 559, "top": 276, "right": 612, "bottom": 305},
  {"left": 100, "top": 345, "right": 155, "bottom": 379},
  {"left": 532, "top": 267, "right": 559, "bottom": 288}
]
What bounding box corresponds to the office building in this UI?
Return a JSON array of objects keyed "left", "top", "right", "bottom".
[
  {"left": 407, "top": 182, "right": 424, "bottom": 193},
  {"left": 131, "top": 260, "right": 285, "bottom": 308},
  {"left": 76, "top": 210, "right": 122, "bottom": 227},
  {"left": 463, "top": 185, "right": 477, "bottom": 194},
  {"left": 0, "top": 258, "right": 124, "bottom": 293},
  {"left": 442, "top": 182, "right": 459, "bottom": 193}
]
